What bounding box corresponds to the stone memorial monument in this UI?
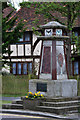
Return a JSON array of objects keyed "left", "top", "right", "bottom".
[{"left": 29, "top": 21, "right": 77, "bottom": 98}]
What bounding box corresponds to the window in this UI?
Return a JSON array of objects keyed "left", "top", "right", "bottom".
[
  {"left": 19, "top": 32, "right": 31, "bottom": 42},
  {"left": 74, "top": 61, "right": 79, "bottom": 75},
  {"left": 28, "top": 63, "right": 32, "bottom": 74},
  {"left": 17, "top": 63, "right": 21, "bottom": 74},
  {"left": 12, "top": 63, "right": 16, "bottom": 74},
  {"left": 23, "top": 63, "right": 27, "bottom": 75},
  {"left": 12, "top": 62, "right": 32, "bottom": 75},
  {"left": 19, "top": 36, "right": 23, "bottom": 42},
  {"left": 24, "top": 32, "right": 30, "bottom": 41}
]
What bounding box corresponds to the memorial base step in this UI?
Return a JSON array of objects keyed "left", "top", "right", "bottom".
[
  {"left": 2, "top": 103, "right": 23, "bottom": 109},
  {"left": 36, "top": 97, "right": 80, "bottom": 114},
  {"left": 2, "top": 99, "right": 23, "bottom": 109}
]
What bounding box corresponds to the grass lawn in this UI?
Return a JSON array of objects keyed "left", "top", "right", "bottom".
[
  {"left": 0, "top": 100, "right": 12, "bottom": 107},
  {"left": 1, "top": 94, "right": 23, "bottom": 97},
  {"left": 2, "top": 100, "right": 12, "bottom": 104}
]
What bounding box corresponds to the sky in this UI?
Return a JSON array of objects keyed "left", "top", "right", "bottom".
[{"left": 8, "top": 0, "right": 28, "bottom": 10}]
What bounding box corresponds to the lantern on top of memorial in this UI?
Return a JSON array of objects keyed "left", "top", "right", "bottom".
[{"left": 37, "top": 21, "right": 69, "bottom": 80}]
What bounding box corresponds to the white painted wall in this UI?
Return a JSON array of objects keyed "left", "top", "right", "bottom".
[
  {"left": 33, "top": 34, "right": 38, "bottom": 45},
  {"left": 11, "top": 58, "right": 33, "bottom": 62},
  {"left": 71, "top": 45, "right": 76, "bottom": 54},
  {"left": 5, "top": 33, "right": 42, "bottom": 75},
  {"left": 18, "top": 45, "right": 24, "bottom": 56},
  {"left": 33, "top": 41, "right": 42, "bottom": 55},
  {"left": 34, "top": 59, "right": 40, "bottom": 75},
  {"left": 25, "top": 44, "right": 31, "bottom": 56},
  {"left": 10, "top": 33, "right": 42, "bottom": 56},
  {"left": 10, "top": 45, "right": 17, "bottom": 56}
]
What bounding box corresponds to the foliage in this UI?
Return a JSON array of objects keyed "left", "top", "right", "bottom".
[
  {"left": 2, "top": 10, "right": 25, "bottom": 67},
  {"left": 19, "top": 2, "right": 80, "bottom": 75},
  {"left": 26, "top": 91, "right": 44, "bottom": 100},
  {"left": 32, "top": 27, "right": 41, "bottom": 36},
  {"left": 20, "top": 2, "right": 80, "bottom": 30},
  {"left": 71, "top": 32, "right": 80, "bottom": 57},
  {"left": 2, "top": 2, "right": 8, "bottom": 10}
]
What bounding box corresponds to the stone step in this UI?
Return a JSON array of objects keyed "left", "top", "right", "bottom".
[
  {"left": 12, "top": 99, "right": 23, "bottom": 104},
  {"left": 41, "top": 100, "right": 80, "bottom": 107},
  {"left": 36, "top": 105, "right": 80, "bottom": 114},
  {"left": 2, "top": 103, "right": 23, "bottom": 109},
  {"left": 67, "top": 110, "right": 78, "bottom": 114},
  {"left": 45, "top": 96, "right": 80, "bottom": 102}
]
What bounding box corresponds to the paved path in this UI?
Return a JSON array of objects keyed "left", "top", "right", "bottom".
[{"left": 0, "top": 97, "right": 21, "bottom": 101}]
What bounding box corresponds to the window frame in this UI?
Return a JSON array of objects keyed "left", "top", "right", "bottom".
[
  {"left": 11, "top": 61, "right": 33, "bottom": 75},
  {"left": 74, "top": 61, "right": 79, "bottom": 75},
  {"left": 18, "top": 31, "right": 32, "bottom": 43}
]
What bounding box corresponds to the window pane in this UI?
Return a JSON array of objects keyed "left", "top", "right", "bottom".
[
  {"left": 23, "top": 63, "right": 27, "bottom": 74},
  {"left": 18, "top": 63, "right": 21, "bottom": 74},
  {"left": 74, "top": 62, "right": 78, "bottom": 74},
  {"left": 28, "top": 63, "right": 32, "bottom": 74},
  {"left": 19, "top": 36, "right": 23, "bottom": 41},
  {"left": 25, "top": 32, "right": 30, "bottom": 41},
  {"left": 12, "top": 63, "right": 16, "bottom": 74}
]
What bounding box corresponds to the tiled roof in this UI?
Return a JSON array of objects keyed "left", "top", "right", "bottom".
[
  {"left": 13, "top": 7, "right": 54, "bottom": 31},
  {"left": 3, "top": 6, "right": 16, "bottom": 18},
  {"left": 3, "top": 6, "right": 80, "bottom": 31}
]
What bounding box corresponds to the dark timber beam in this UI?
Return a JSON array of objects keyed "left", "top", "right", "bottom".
[{"left": 3, "top": 55, "right": 40, "bottom": 59}]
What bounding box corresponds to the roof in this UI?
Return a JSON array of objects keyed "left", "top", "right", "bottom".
[
  {"left": 3, "top": 6, "right": 80, "bottom": 31},
  {"left": 13, "top": 7, "right": 54, "bottom": 31},
  {"left": 3, "top": 6, "right": 16, "bottom": 18},
  {"left": 40, "top": 21, "right": 67, "bottom": 29}
]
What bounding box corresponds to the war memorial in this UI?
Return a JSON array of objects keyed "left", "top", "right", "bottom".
[
  {"left": 29, "top": 21, "right": 77, "bottom": 98},
  {"left": 3, "top": 21, "right": 79, "bottom": 115}
]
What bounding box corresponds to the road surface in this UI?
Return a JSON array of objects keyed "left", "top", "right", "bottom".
[{"left": 0, "top": 113, "right": 62, "bottom": 120}]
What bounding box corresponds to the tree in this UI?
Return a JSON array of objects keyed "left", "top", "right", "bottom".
[
  {"left": 71, "top": 32, "right": 80, "bottom": 57},
  {"left": 20, "top": 2, "right": 80, "bottom": 75},
  {"left": 2, "top": 9, "right": 25, "bottom": 67},
  {"left": 2, "top": 2, "right": 8, "bottom": 10}
]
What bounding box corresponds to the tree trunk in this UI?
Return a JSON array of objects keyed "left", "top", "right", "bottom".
[
  {"left": 67, "top": 30, "right": 72, "bottom": 76},
  {"left": 67, "top": 5, "right": 72, "bottom": 77}
]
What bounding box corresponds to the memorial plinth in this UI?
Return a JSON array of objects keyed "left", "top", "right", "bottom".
[{"left": 29, "top": 21, "right": 77, "bottom": 97}]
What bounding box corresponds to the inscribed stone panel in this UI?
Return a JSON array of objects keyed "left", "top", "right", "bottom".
[{"left": 41, "top": 47, "right": 51, "bottom": 73}]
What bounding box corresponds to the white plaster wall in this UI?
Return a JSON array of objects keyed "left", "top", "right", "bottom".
[
  {"left": 18, "top": 45, "right": 24, "bottom": 56},
  {"left": 10, "top": 45, "right": 17, "bottom": 56},
  {"left": 25, "top": 44, "right": 31, "bottom": 56},
  {"left": 33, "top": 34, "right": 42, "bottom": 56},
  {"left": 3, "top": 53, "right": 8, "bottom": 56},
  {"left": 11, "top": 58, "right": 33, "bottom": 62},
  {"left": 35, "top": 59, "right": 40, "bottom": 75},
  {"left": 71, "top": 45, "right": 76, "bottom": 54},
  {"left": 33, "top": 41, "right": 42, "bottom": 55},
  {"left": 33, "top": 34, "right": 38, "bottom": 45}
]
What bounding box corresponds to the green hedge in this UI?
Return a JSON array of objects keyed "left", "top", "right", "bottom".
[{"left": 2, "top": 75, "right": 29, "bottom": 95}]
